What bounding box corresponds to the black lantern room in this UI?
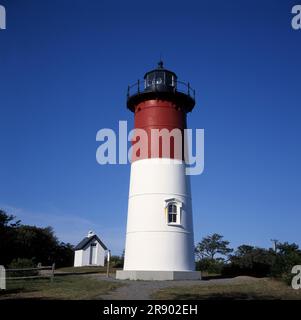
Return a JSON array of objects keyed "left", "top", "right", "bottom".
[
  {"left": 127, "top": 61, "right": 195, "bottom": 113},
  {"left": 144, "top": 60, "right": 177, "bottom": 92}
]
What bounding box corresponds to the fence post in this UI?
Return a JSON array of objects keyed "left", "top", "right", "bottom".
[
  {"left": 0, "top": 265, "right": 6, "bottom": 290},
  {"left": 37, "top": 262, "right": 42, "bottom": 277},
  {"left": 106, "top": 250, "right": 111, "bottom": 278},
  {"left": 51, "top": 263, "right": 55, "bottom": 282}
]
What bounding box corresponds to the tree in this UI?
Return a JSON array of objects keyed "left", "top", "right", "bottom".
[
  {"left": 0, "top": 209, "right": 20, "bottom": 227},
  {"left": 53, "top": 242, "right": 74, "bottom": 268},
  {"left": 277, "top": 242, "right": 301, "bottom": 255},
  {"left": 195, "top": 233, "right": 233, "bottom": 261},
  {"left": 223, "top": 245, "right": 275, "bottom": 277},
  {"left": 14, "top": 225, "right": 59, "bottom": 265},
  {"left": 222, "top": 242, "right": 301, "bottom": 279},
  {"left": 271, "top": 242, "right": 301, "bottom": 281},
  {"left": 109, "top": 250, "right": 125, "bottom": 268},
  {"left": 0, "top": 209, "right": 74, "bottom": 267},
  {"left": 235, "top": 245, "right": 255, "bottom": 257},
  {"left": 0, "top": 210, "right": 20, "bottom": 265}
]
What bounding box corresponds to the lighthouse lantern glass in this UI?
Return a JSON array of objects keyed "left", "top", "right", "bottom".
[
  {"left": 165, "top": 73, "right": 174, "bottom": 87},
  {"left": 145, "top": 71, "right": 176, "bottom": 89},
  {"left": 157, "top": 71, "right": 164, "bottom": 83}
]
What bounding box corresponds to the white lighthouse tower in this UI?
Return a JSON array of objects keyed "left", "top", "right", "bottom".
[{"left": 116, "top": 62, "right": 200, "bottom": 280}]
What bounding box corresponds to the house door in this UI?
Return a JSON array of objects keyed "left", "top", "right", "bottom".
[{"left": 89, "top": 243, "right": 97, "bottom": 265}]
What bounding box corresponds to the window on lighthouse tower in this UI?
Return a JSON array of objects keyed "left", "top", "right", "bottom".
[
  {"left": 168, "top": 204, "right": 177, "bottom": 223},
  {"left": 166, "top": 199, "right": 182, "bottom": 225}
]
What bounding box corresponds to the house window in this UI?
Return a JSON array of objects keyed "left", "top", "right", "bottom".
[{"left": 165, "top": 199, "right": 182, "bottom": 225}]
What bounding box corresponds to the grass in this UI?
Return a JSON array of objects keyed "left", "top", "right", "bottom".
[
  {"left": 0, "top": 275, "right": 122, "bottom": 300},
  {"left": 56, "top": 266, "right": 121, "bottom": 274},
  {"left": 152, "top": 277, "right": 301, "bottom": 300},
  {"left": 56, "top": 266, "right": 107, "bottom": 274},
  {"left": 2, "top": 273, "right": 300, "bottom": 300}
]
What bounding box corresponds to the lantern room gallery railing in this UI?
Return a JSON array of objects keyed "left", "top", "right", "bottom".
[{"left": 127, "top": 79, "right": 196, "bottom": 101}]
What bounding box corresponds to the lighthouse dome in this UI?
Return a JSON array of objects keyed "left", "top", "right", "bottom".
[
  {"left": 127, "top": 61, "right": 195, "bottom": 113},
  {"left": 143, "top": 61, "right": 177, "bottom": 92}
]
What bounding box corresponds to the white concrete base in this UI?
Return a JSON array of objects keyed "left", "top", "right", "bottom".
[{"left": 116, "top": 270, "right": 201, "bottom": 281}]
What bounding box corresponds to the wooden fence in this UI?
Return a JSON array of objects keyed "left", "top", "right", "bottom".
[{"left": 5, "top": 263, "right": 55, "bottom": 282}]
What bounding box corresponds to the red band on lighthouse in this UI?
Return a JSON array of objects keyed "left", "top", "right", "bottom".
[{"left": 132, "top": 99, "right": 186, "bottom": 161}]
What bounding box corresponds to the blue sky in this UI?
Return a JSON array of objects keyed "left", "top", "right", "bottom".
[{"left": 0, "top": 0, "right": 300, "bottom": 255}]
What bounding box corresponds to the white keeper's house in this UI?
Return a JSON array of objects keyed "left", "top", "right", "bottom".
[{"left": 74, "top": 231, "right": 107, "bottom": 267}]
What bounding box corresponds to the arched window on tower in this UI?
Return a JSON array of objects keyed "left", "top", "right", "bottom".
[
  {"left": 165, "top": 199, "right": 182, "bottom": 226},
  {"left": 168, "top": 203, "right": 177, "bottom": 223}
]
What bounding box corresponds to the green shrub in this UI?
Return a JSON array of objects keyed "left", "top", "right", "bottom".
[
  {"left": 109, "top": 255, "right": 124, "bottom": 268},
  {"left": 221, "top": 246, "right": 275, "bottom": 277},
  {"left": 270, "top": 243, "right": 301, "bottom": 285},
  {"left": 7, "top": 258, "right": 38, "bottom": 277},
  {"left": 196, "top": 258, "right": 225, "bottom": 274}
]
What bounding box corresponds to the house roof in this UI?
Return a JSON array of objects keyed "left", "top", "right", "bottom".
[{"left": 74, "top": 234, "right": 107, "bottom": 251}]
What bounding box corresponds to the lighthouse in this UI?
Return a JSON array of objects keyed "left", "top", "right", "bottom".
[{"left": 116, "top": 62, "right": 200, "bottom": 280}]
